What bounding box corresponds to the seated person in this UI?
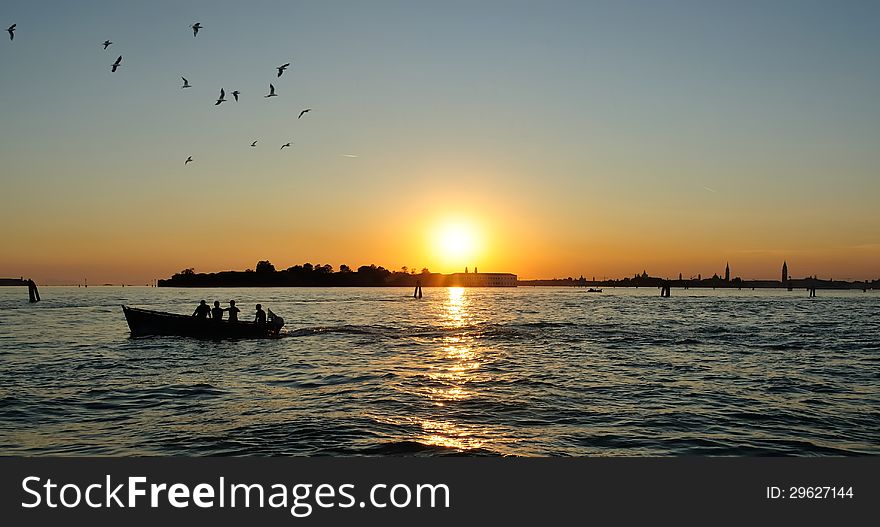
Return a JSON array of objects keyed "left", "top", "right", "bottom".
[
  {"left": 192, "top": 300, "right": 210, "bottom": 319},
  {"left": 254, "top": 304, "right": 267, "bottom": 324},
  {"left": 211, "top": 300, "right": 224, "bottom": 321},
  {"left": 226, "top": 300, "right": 240, "bottom": 322}
]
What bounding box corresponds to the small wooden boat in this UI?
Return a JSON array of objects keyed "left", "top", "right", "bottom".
[
  {"left": 122, "top": 305, "right": 284, "bottom": 338},
  {"left": 587, "top": 288, "right": 603, "bottom": 293}
]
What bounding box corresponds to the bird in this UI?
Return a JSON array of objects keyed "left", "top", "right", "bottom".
[
  {"left": 280, "top": 142, "right": 291, "bottom": 150},
  {"left": 185, "top": 156, "right": 193, "bottom": 165},
  {"left": 215, "top": 88, "right": 226, "bottom": 105},
  {"left": 7, "top": 24, "right": 14, "bottom": 41},
  {"left": 250, "top": 141, "right": 258, "bottom": 147},
  {"left": 190, "top": 23, "right": 202, "bottom": 37},
  {"left": 181, "top": 76, "right": 191, "bottom": 89},
  {"left": 102, "top": 39, "right": 112, "bottom": 49},
  {"left": 232, "top": 90, "right": 240, "bottom": 101},
  {"left": 277, "top": 63, "right": 290, "bottom": 77},
  {"left": 298, "top": 108, "right": 311, "bottom": 119},
  {"left": 110, "top": 55, "right": 122, "bottom": 72},
  {"left": 265, "top": 84, "right": 277, "bottom": 98}
]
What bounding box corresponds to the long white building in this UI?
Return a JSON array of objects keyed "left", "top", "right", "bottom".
[{"left": 444, "top": 272, "right": 518, "bottom": 287}]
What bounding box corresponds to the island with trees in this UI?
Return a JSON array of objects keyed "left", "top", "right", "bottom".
[{"left": 159, "top": 261, "right": 517, "bottom": 287}]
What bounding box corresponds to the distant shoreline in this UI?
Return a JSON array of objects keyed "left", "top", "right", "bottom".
[
  {"left": 5, "top": 277, "right": 877, "bottom": 290},
  {"left": 157, "top": 272, "right": 875, "bottom": 290},
  {"left": 5, "top": 283, "right": 878, "bottom": 291},
  {"left": 153, "top": 282, "right": 876, "bottom": 290},
  {"left": 519, "top": 277, "right": 877, "bottom": 291}
]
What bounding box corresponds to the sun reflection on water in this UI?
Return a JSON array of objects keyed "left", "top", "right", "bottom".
[
  {"left": 445, "top": 287, "right": 466, "bottom": 326},
  {"left": 419, "top": 419, "right": 486, "bottom": 450},
  {"left": 416, "top": 287, "right": 493, "bottom": 450}
]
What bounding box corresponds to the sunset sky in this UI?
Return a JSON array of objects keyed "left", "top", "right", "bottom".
[{"left": 1, "top": 1, "right": 878, "bottom": 284}]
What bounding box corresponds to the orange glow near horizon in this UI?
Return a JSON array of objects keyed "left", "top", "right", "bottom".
[
  {"left": 3, "top": 200, "right": 880, "bottom": 284},
  {"left": 1, "top": 157, "right": 878, "bottom": 284}
]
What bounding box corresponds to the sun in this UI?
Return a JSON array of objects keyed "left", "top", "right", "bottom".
[
  {"left": 440, "top": 224, "right": 475, "bottom": 257},
  {"left": 433, "top": 221, "right": 480, "bottom": 270}
]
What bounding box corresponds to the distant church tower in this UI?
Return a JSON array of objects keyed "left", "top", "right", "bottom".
[
  {"left": 782, "top": 261, "right": 788, "bottom": 283},
  {"left": 725, "top": 262, "right": 730, "bottom": 282}
]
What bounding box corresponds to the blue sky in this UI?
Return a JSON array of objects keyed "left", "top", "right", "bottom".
[{"left": 1, "top": 1, "right": 878, "bottom": 282}]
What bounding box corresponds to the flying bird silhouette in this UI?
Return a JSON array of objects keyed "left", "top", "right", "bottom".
[
  {"left": 102, "top": 40, "right": 112, "bottom": 49},
  {"left": 190, "top": 23, "right": 202, "bottom": 37},
  {"left": 185, "top": 156, "right": 193, "bottom": 165},
  {"left": 276, "top": 63, "right": 290, "bottom": 77},
  {"left": 265, "top": 84, "right": 277, "bottom": 98},
  {"left": 7, "top": 24, "right": 14, "bottom": 41},
  {"left": 110, "top": 55, "right": 122, "bottom": 72},
  {"left": 280, "top": 143, "right": 291, "bottom": 150},
  {"left": 250, "top": 141, "right": 258, "bottom": 147},
  {"left": 232, "top": 90, "right": 240, "bottom": 101},
  {"left": 298, "top": 108, "right": 311, "bottom": 119},
  {"left": 215, "top": 88, "right": 226, "bottom": 105},
  {"left": 181, "top": 76, "right": 191, "bottom": 89}
]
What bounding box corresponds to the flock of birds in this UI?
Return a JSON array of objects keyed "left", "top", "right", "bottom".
[{"left": 6, "top": 21, "right": 314, "bottom": 163}]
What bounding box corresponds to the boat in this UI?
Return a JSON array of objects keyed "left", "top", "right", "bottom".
[
  {"left": 122, "top": 305, "right": 284, "bottom": 338},
  {"left": 587, "top": 288, "right": 602, "bottom": 293}
]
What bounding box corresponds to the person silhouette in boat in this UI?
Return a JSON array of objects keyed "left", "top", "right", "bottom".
[
  {"left": 254, "top": 304, "right": 266, "bottom": 324},
  {"left": 225, "top": 300, "right": 241, "bottom": 322},
  {"left": 192, "top": 300, "right": 211, "bottom": 319},
  {"left": 211, "top": 300, "right": 224, "bottom": 321}
]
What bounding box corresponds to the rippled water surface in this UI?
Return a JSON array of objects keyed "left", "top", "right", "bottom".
[{"left": 1, "top": 286, "right": 878, "bottom": 456}]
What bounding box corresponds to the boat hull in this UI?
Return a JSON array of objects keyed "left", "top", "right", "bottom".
[{"left": 122, "top": 305, "right": 283, "bottom": 338}]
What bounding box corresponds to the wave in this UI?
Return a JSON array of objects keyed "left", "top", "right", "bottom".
[{"left": 282, "top": 322, "right": 526, "bottom": 341}]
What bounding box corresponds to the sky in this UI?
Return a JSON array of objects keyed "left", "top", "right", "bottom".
[{"left": 1, "top": 0, "right": 878, "bottom": 283}]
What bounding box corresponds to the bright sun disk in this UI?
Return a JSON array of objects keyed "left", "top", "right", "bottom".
[{"left": 435, "top": 222, "right": 479, "bottom": 268}]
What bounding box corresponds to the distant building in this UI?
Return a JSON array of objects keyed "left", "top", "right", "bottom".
[
  {"left": 725, "top": 262, "right": 730, "bottom": 282},
  {"left": 782, "top": 261, "right": 788, "bottom": 283},
  {"left": 447, "top": 272, "right": 517, "bottom": 287}
]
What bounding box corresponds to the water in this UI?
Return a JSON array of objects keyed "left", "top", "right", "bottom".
[{"left": 1, "top": 286, "right": 878, "bottom": 456}]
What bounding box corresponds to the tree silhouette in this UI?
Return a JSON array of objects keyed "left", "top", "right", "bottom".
[{"left": 256, "top": 260, "right": 276, "bottom": 273}]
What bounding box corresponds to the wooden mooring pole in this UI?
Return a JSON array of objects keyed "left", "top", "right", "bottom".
[{"left": 27, "top": 279, "right": 41, "bottom": 303}]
